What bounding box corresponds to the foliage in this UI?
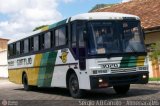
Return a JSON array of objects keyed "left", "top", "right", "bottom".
[
  {"left": 150, "top": 42, "right": 160, "bottom": 59},
  {"left": 89, "top": 4, "right": 116, "bottom": 12}
]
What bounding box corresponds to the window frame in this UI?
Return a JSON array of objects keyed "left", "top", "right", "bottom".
[
  {"left": 29, "top": 37, "right": 34, "bottom": 52},
  {"left": 50, "top": 30, "right": 55, "bottom": 48},
  {"left": 12, "top": 43, "right": 16, "bottom": 56},
  {"left": 8, "top": 44, "right": 14, "bottom": 57},
  {"left": 20, "top": 40, "right": 24, "bottom": 54},
  {"left": 39, "top": 34, "right": 44, "bottom": 50}
]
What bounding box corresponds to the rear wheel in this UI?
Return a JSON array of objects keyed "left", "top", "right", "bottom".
[
  {"left": 22, "top": 74, "right": 32, "bottom": 91},
  {"left": 68, "top": 73, "right": 84, "bottom": 98},
  {"left": 113, "top": 84, "right": 130, "bottom": 94}
]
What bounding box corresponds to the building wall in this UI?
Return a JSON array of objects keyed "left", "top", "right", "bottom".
[
  {"left": 145, "top": 31, "right": 160, "bottom": 44},
  {"left": 145, "top": 31, "right": 160, "bottom": 78},
  {"left": 0, "top": 50, "right": 8, "bottom": 78},
  {"left": 0, "top": 39, "right": 8, "bottom": 78},
  {"left": 0, "top": 39, "right": 8, "bottom": 52},
  {"left": 0, "top": 66, "right": 8, "bottom": 78}
]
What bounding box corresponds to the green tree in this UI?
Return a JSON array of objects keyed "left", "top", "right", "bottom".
[
  {"left": 89, "top": 4, "right": 116, "bottom": 12},
  {"left": 149, "top": 42, "right": 160, "bottom": 80},
  {"left": 150, "top": 42, "right": 160, "bottom": 59}
]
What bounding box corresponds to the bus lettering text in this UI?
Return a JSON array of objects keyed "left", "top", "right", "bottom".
[
  {"left": 17, "top": 58, "right": 32, "bottom": 66},
  {"left": 100, "top": 64, "right": 119, "bottom": 68}
]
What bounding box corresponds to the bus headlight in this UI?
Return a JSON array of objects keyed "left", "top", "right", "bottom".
[
  {"left": 142, "top": 75, "right": 147, "bottom": 79},
  {"left": 99, "top": 78, "right": 103, "bottom": 83},
  {"left": 98, "top": 78, "right": 109, "bottom": 87}
]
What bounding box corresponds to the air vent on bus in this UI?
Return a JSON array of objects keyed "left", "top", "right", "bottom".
[{"left": 111, "top": 67, "right": 136, "bottom": 73}]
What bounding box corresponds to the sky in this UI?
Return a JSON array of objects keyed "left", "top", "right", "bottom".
[{"left": 0, "top": 0, "right": 130, "bottom": 39}]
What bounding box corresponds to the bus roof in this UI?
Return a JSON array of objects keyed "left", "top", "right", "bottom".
[
  {"left": 70, "top": 12, "right": 140, "bottom": 21},
  {"left": 8, "top": 12, "right": 140, "bottom": 44}
]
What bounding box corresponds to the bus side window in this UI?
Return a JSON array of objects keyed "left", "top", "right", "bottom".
[
  {"left": 8, "top": 44, "right": 13, "bottom": 57},
  {"left": 39, "top": 34, "right": 44, "bottom": 50},
  {"left": 71, "top": 22, "right": 77, "bottom": 57},
  {"left": 16, "top": 42, "right": 20, "bottom": 55},
  {"left": 29, "top": 37, "right": 34, "bottom": 52},
  {"left": 34, "top": 35, "right": 39, "bottom": 51},
  {"left": 13, "top": 43, "right": 16, "bottom": 56},
  {"left": 8, "top": 45, "right": 10, "bottom": 57},
  {"left": 24, "top": 39, "right": 29, "bottom": 53},
  {"left": 20, "top": 40, "right": 24, "bottom": 54},
  {"left": 55, "top": 26, "right": 67, "bottom": 47},
  {"left": 44, "top": 32, "right": 51, "bottom": 49},
  {"left": 77, "top": 21, "right": 86, "bottom": 58},
  {"left": 77, "top": 22, "right": 85, "bottom": 48},
  {"left": 55, "top": 29, "right": 59, "bottom": 47},
  {"left": 71, "top": 23, "right": 76, "bottom": 47}
]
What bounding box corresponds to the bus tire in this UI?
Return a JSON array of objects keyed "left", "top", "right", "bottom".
[
  {"left": 68, "top": 73, "right": 84, "bottom": 98},
  {"left": 22, "top": 74, "right": 32, "bottom": 91},
  {"left": 113, "top": 84, "right": 130, "bottom": 94}
]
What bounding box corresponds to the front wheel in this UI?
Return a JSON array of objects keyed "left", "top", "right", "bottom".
[
  {"left": 68, "top": 73, "right": 84, "bottom": 98},
  {"left": 113, "top": 84, "right": 130, "bottom": 94}
]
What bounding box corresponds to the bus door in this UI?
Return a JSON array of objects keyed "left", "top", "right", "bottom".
[{"left": 71, "top": 21, "right": 86, "bottom": 70}]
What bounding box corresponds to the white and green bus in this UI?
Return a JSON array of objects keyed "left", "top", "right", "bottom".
[{"left": 8, "top": 12, "right": 149, "bottom": 98}]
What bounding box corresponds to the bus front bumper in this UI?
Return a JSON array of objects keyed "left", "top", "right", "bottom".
[{"left": 90, "top": 71, "right": 149, "bottom": 89}]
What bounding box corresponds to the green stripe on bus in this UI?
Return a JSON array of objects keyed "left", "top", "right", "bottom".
[
  {"left": 43, "top": 52, "right": 57, "bottom": 86},
  {"left": 128, "top": 56, "right": 137, "bottom": 67},
  {"left": 37, "top": 52, "right": 57, "bottom": 87},
  {"left": 37, "top": 52, "right": 49, "bottom": 87},
  {"left": 120, "top": 56, "right": 131, "bottom": 68},
  {"left": 49, "top": 19, "right": 67, "bottom": 29},
  {"left": 120, "top": 56, "right": 138, "bottom": 68}
]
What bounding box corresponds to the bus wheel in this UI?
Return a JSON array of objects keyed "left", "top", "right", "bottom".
[
  {"left": 23, "top": 74, "right": 31, "bottom": 91},
  {"left": 113, "top": 84, "right": 130, "bottom": 94},
  {"left": 69, "top": 73, "right": 84, "bottom": 98}
]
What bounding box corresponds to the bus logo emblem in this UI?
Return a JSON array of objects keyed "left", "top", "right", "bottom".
[
  {"left": 60, "top": 52, "right": 68, "bottom": 63},
  {"left": 100, "top": 64, "right": 119, "bottom": 68}
]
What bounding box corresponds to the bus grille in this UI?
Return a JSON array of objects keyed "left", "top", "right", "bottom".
[{"left": 111, "top": 67, "right": 137, "bottom": 73}]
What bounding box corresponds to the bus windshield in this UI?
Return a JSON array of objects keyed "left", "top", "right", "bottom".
[{"left": 87, "top": 21, "right": 146, "bottom": 55}]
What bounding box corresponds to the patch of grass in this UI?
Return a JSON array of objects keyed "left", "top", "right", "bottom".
[{"left": 149, "top": 77, "right": 160, "bottom": 81}]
